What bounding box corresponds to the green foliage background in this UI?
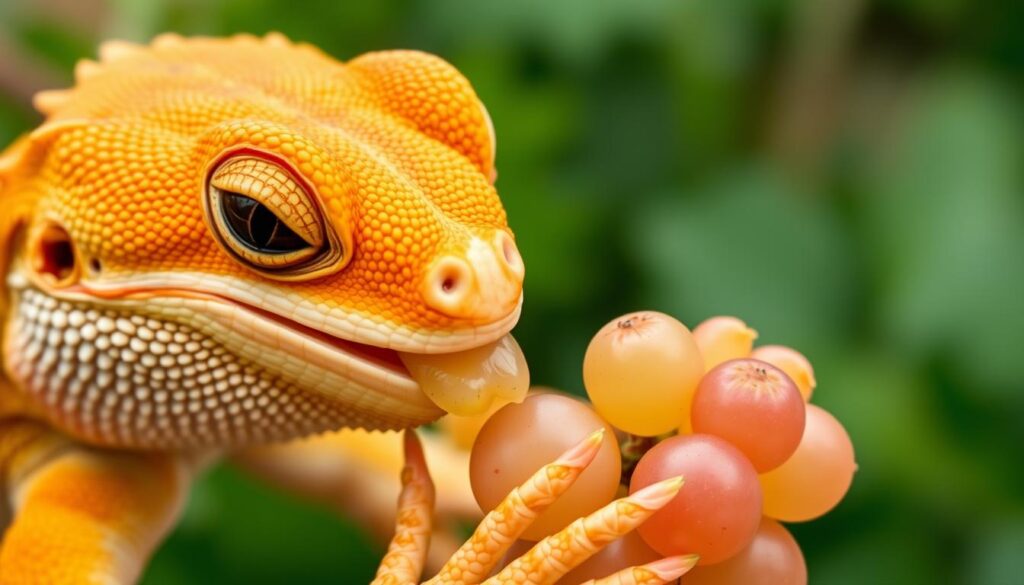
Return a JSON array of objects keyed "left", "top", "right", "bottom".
[{"left": 1, "top": 0, "right": 1022, "bottom": 583}]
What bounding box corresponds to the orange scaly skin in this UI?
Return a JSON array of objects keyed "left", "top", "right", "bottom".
[{"left": 0, "top": 34, "right": 680, "bottom": 584}]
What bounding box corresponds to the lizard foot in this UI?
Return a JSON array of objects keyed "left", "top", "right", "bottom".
[{"left": 373, "top": 429, "right": 698, "bottom": 585}]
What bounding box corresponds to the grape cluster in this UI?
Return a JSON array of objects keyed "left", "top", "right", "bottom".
[{"left": 456, "top": 311, "right": 856, "bottom": 583}]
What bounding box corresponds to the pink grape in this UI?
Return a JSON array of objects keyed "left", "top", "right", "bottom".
[
  {"left": 684, "top": 519, "right": 807, "bottom": 585},
  {"left": 691, "top": 359, "right": 806, "bottom": 472},
  {"left": 630, "top": 434, "right": 762, "bottom": 565}
]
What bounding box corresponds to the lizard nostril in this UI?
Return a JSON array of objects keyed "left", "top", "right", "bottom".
[
  {"left": 502, "top": 239, "right": 515, "bottom": 264},
  {"left": 423, "top": 237, "right": 523, "bottom": 321},
  {"left": 437, "top": 261, "right": 468, "bottom": 296},
  {"left": 423, "top": 256, "right": 474, "bottom": 317},
  {"left": 496, "top": 231, "right": 524, "bottom": 280},
  {"left": 441, "top": 275, "right": 457, "bottom": 293}
]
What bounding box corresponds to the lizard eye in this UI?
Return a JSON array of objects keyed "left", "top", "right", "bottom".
[
  {"left": 205, "top": 155, "right": 345, "bottom": 279},
  {"left": 219, "top": 191, "right": 310, "bottom": 254}
]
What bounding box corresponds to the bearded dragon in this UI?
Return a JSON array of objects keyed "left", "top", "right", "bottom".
[{"left": 0, "top": 33, "right": 692, "bottom": 584}]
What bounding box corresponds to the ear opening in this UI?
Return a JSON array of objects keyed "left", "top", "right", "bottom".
[{"left": 28, "top": 221, "right": 80, "bottom": 289}]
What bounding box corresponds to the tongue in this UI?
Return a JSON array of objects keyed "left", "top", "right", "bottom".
[{"left": 398, "top": 334, "right": 529, "bottom": 416}]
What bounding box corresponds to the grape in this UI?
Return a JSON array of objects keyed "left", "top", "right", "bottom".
[
  {"left": 693, "top": 316, "right": 758, "bottom": 370},
  {"left": 630, "top": 434, "right": 762, "bottom": 565},
  {"left": 499, "top": 539, "right": 533, "bottom": 568},
  {"left": 760, "top": 404, "right": 856, "bottom": 522},
  {"left": 691, "top": 359, "right": 805, "bottom": 472},
  {"left": 500, "top": 532, "right": 660, "bottom": 582},
  {"left": 584, "top": 311, "right": 704, "bottom": 436},
  {"left": 470, "top": 393, "right": 621, "bottom": 540},
  {"left": 400, "top": 334, "right": 529, "bottom": 416},
  {"left": 561, "top": 532, "right": 662, "bottom": 582},
  {"left": 684, "top": 519, "right": 807, "bottom": 585},
  {"left": 749, "top": 345, "right": 816, "bottom": 401}
]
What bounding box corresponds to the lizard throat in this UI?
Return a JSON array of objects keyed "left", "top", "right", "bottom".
[{"left": 2, "top": 281, "right": 444, "bottom": 449}]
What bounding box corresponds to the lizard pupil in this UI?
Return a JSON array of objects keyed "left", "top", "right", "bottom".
[{"left": 220, "top": 191, "right": 309, "bottom": 253}]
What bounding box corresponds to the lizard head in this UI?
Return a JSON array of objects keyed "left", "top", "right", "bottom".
[{"left": 0, "top": 34, "right": 525, "bottom": 448}]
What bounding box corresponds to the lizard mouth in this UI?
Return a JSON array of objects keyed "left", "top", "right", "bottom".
[
  {"left": 63, "top": 282, "right": 525, "bottom": 417},
  {"left": 214, "top": 291, "right": 412, "bottom": 376},
  {"left": 71, "top": 283, "right": 415, "bottom": 377},
  {"left": 162, "top": 289, "right": 529, "bottom": 416}
]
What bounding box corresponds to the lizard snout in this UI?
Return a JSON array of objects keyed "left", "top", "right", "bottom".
[{"left": 422, "top": 231, "right": 524, "bottom": 322}]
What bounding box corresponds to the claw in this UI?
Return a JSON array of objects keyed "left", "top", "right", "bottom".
[
  {"left": 372, "top": 430, "right": 436, "bottom": 585},
  {"left": 580, "top": 555, "right": 700, "bottom": 585},
  {"left": 484, "top": 476, "right": 684, "bottom": 585},
  {"left": 427, "top": 428, "right": 608, "bottom": 584},
  {"left": 375, "top": 427, "right": 687, "bottom": 585}
]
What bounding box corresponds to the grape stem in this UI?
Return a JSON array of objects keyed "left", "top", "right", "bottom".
[{"left": 620, "top": 433, "right": 664, "bottom": 487}]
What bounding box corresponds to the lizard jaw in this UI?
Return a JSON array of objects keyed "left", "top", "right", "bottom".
[
  {"left": 63, "top": 283, "right": 442, "bottom": 411},
  {"left": 64, "top": 278, "right": 528, "bottom": 415},
  {"left": 4, "top": 276, "right": 448, "bottom": 447}
]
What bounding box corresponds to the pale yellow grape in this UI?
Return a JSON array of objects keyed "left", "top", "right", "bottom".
[
  {"left": 749, "top": 345, "right": 816, "bottom": 401},
  {"left": 760, "top": 405, "right": 856, "bottom": 521},
  {"left": 400, "top": 334, "right": 529, "bottom": 416},
  {"left": 693, "top": 316, "right": 758, "bottom": 370},
  {"left": 584, "top": 311, "right": 704, "bottom": 436}
]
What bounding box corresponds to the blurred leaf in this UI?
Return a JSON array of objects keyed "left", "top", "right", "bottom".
[
  {"left": 418, "top": 0, "right": 682, "bottom": 66},
  {"left": 863, "top": 70, "right": 1024, "bottom": 399},
  {"left": 630, "top": 166, "right": 857, "bottom": 350},
  {"left": 569, "top": 47, "right": 681, "bottom": 196},
  {"left": 0, "top": 94, "right": 34, "bottom": 145},
  {"left": 805, "top": 515, "right": 944, "bottom": 585},
  {"left": 814, "top": 349, "right": 1021, "bottom": 513},
  {"left": 967, "top": 519, "right": 1024, "bottom": 585},
  {"left": 807, "top": 347, "right": 1024, "bottom": 584},
  {"left": 142, "top": 464, "right": 379, "bottom": 585},
  {"left": 10, "top": 16, "right": 93, "bottom": 77},
  {"left": 878, "top": 0, "right": 971, "bottom": 31}
]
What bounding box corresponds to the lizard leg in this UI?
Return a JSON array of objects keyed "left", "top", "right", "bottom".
[
  {"left": 0, "top": 424, "right": 191, "bottom": 585},
  {"left": 372, "top": 431, "right": 435, "bottom": 585},
  {"left": 232, "top": 428, "right": 477, "bottom": 570}
]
